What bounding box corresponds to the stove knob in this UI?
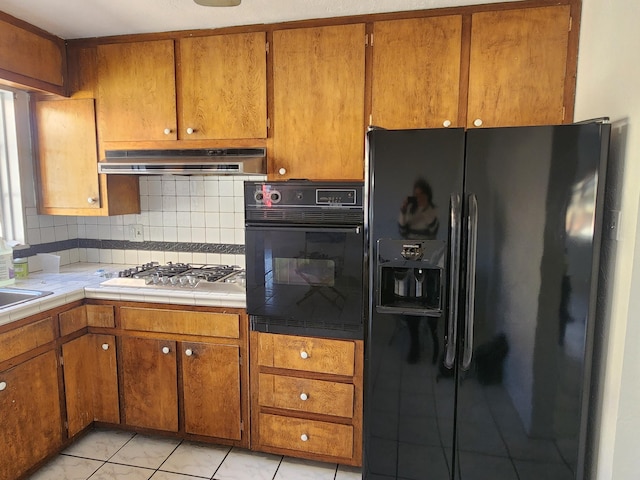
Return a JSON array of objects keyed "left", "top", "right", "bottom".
[
  {"left": 269, "top": 191, "right": 281, "bottom": 203},
  {"left": 254, "top": 191, "right": 264, "bottom": 202}
]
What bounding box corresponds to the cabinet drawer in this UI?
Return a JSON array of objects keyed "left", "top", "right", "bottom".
[
  {"left": 0, "top": 317, "right": 56, "bottom": 364},
  {"left": 257, "top": 333, "right": 355, "bottom": 376},
  {"left": 59, "top": 306, "right": 87, "bottom": 336},
  {"left": 259, "top": 373, "right": 354, "bottom": 418},
  {"left": 86, "top": 304, "right": 115, "bottom": 328},
  {"left": 259, "top": 413, "right": 353, "bottom": 459},
  {"left": 120, "top": 307, "right": 239, "bottom": 338}
]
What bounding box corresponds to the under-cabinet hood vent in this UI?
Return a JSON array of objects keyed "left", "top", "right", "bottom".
[{"left": 98, "top": 148, "right": 266, "bottom": 176}]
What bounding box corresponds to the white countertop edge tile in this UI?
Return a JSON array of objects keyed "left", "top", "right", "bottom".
[{"left": 1, "top": 263, "right": 247, "bottom": 326}]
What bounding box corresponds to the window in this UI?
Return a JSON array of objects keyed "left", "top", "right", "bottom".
[{"left": 0, "top": 88, "right": 27, "bottom": 244}]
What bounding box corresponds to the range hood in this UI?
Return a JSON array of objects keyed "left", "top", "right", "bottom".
[{"left": 98, "top": 148, "right": 266, "bottom": 175}]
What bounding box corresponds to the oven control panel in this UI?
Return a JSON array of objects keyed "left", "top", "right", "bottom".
[{"left": 245, "top": 181, "right": 363, "bottom": 208}]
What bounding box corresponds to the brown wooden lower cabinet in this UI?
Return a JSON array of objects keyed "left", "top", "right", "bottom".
[
  {"left": 0, "top": 350, "right": 63, "bottom": 480},
  {"left": 250, "top": 331, "right": 364, "bottom": 466},
  {"left": 62, "top": 333, "right": 119, "bottom": 437},
  {"left": 120, "top": 336, "right": 179, "bottom": 432},
  {"left": 182, "top": 341, "right": 242, "bottom": 440}
]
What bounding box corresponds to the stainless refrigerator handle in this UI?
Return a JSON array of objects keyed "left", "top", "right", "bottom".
[
  {"left": 444, "top": 193, "right": 461, "bottom": 369},
  {"left": 462, "top": 194, "right": 479, "bottom": 371}
]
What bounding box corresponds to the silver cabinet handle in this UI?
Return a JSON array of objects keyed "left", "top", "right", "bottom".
[
  {"left": 300, "top": 351, "right": 309, "bottom": 359},
  {"left": 185, "top": 349, "right": 193, "bottom": 357},
  {"left": 299, "top": 393, "right": 308, "bottom": 401},
  {"left": 186, "top": 127, "right": 195, "bottom": 135},
  {"left": 162, "top": 346, "right": 170, "bottom": 354},
  {"left": 101, "top": 343, "right": 109, "bottom": 351},
  {"left": 300, "top": 434, "right": 309, "bottom": 442},
  {"left": 462, "top": 194, "right": 479, "bottom": 371},
  {"left": 163, "top": 128, "right": 172, "bottom": 135},
  {"left": 278, "top": 167, "right": 287, "bottom": 176},
  {"left": 87, "top": 197, "right": 97, "bottom": 204},
  {"left": 473, "top": 118, "right": 483, "bottom": 127},
  {"left": 0, "top": 381, "right": 6, "bottom": 391},
  {"left": 445, "top": 194, "right": 461, "bottom": 369}
]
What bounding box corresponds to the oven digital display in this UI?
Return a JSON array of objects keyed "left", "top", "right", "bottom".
[{"left": 316, "top": 189, "right": 357, "bottom": 205}]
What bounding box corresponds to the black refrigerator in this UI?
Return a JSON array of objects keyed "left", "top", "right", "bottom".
[{"left": 363, "top": 122, "right": 610, "bottom": 480}]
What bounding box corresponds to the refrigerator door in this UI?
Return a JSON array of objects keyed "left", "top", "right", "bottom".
[
  {"left": 364, "top": 128, "right": 465, "bottom": 480},
  {"left": 456, "top": 123, "right": 609, "bottom": 480}
]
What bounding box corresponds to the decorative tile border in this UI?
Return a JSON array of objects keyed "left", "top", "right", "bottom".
[{"left": 14, "top": 239, "right": 245, "bottom": 259}]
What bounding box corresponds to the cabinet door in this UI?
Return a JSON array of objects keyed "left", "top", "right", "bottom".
[
  {"left": 467, "top": 5, "right": 571, "bottom": 127},
  {"left": 121, "top": 336, "right": 178, "bottom": 431},
  {"left": 178, "top": 32, "right": 267, "bottom": 140},
  {"left": 0, "top": 351, "right": 62, "bottom": 480},
  {"left": 371, "top": 16, "right": 462, "bottom": 129},
  {"left": 35, "top": 98, "right": 101, "bottom": 211},
  {"left": 63, "top": 334, "right": 119, "bottom": 437},
  {"left": 182, "top": 341, "right": 241, "bottom": 440},
  {"left": 97, "top": 40, "right": 177, "bottom": 141},
  {"left": 272, "top": 24, "right": 366, "bottom": 180}
]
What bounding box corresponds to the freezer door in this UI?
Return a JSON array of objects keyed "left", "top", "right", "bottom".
[
  {"left": 456, "top": 123, "right": 609, "bottom": 480},
  {"left": 364, "top": 128, "right": 465, "bottom": 480}
]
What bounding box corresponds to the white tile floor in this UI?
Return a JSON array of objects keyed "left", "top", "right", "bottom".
[{"left": 28, "top": 430, "right": 361, "bottom": 480}]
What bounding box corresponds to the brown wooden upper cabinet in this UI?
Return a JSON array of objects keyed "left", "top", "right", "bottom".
[
  {"left": 97, "top": 39, "right": 178, "bottom": 142},
  {"left": 467, "top": 5, "right": 572, "bottom": 128},
  {"left": 97, "top": 33, "right": 267, "bottom": 143},
  {"left": 371, "top": 16, "right": 463, "bottom": 129},
  {"left": 178, "top": 32, "right": 267, "bottom": 140},
  {"left": 272, "top": 24, "right": 366, "bottom": 180},
  {"left": 35, "top": 98, "right": 101, "bottom": 212}
]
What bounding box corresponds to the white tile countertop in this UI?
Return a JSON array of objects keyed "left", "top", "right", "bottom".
[{"left": 0, "top": 262, "right": 246, "bottom": 327}]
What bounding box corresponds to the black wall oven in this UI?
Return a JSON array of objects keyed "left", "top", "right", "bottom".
[{"left": 244, "top": 181, "right": 364, "bottom": 339}]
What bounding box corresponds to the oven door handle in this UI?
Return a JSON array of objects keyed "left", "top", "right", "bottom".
[{"left": 246, "top": 225, "right": 362, "bottom": 234}]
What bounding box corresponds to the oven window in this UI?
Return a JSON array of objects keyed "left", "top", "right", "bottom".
[
  {"left": 245, "top": 225, "right": 364, "bottom": 336},
  {"left": 274, "top": 258, "right": 335, "bottom": 287}
]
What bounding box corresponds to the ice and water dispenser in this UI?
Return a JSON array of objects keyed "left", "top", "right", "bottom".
[{"left": 376, "top": 239, "right": 445, "bottom": 316}]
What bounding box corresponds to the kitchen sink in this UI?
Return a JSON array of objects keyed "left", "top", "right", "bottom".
[{"left": 0, "top": 287, "right": 53, "bottom": 310}]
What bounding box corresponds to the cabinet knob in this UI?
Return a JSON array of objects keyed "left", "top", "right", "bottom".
[
  {"left": 443, "top": 120, "right": 452, "bottom": 128},
  {"left": 162, "top": 346, "right": 171, "bottom": 354},
  {"left": 300, "top": 351, "right": 309, "bottom": 359},
  {"left": 300, "top": 393, "right": 308, "bottom": 401},
  {"left": 87, "top": 197, "right": 97, "bottom": 205},
  {"left": 300, "top": 434, "right": 309, "bottom": 442},
  {"left": 186, "top": 127, "right": 195, "bottom": 135},
  {"left": 0, "top": 381, "right": 6, "bottom": 391},
  {"left": 185, "top": 349, "right": 193, "bottom": 357},
  {"left": 278, "top": 167, "right": 287, "bottom": 176},
  {"left": 163, "top": 128, "right": 172, "bottom": 135},
  {"left": 101, "top": 343, "right": 109, "bottom": 351},
  {"left": 473, "top": 118, "right": 483, "bottom": 127}
]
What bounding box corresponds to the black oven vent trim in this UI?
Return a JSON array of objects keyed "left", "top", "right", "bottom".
[
  {"left": 250, "top": 315, "right": 364, "bottom": 340},
  {"left": 245, "top": 209, "right": 363, "bottom": 225}
]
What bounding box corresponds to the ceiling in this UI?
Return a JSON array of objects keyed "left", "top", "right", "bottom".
[{"left": 0, "top": 0, "right": 521, "bottom": 40}]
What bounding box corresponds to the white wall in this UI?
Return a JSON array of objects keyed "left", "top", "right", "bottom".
[{"left": 573, "top": 0, "right": 640, "bottom": 478}]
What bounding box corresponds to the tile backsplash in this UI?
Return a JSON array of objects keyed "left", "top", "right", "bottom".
[{"left": 20, "top": 174, "right": 266, "bottom": 272}]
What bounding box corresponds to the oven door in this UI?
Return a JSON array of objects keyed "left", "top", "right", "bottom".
[{"left": 245, "top": 224, "right": 364, "bottom": 339}]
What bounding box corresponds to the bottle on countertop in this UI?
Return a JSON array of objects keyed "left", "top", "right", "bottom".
[{"left": 0, "top": 237, "right": 15, "bottom": 287}]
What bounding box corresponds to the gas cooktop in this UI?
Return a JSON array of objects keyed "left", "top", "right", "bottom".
[{"left": 100, "top": 262, "right": 246, "bottom": 293}]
